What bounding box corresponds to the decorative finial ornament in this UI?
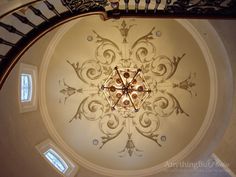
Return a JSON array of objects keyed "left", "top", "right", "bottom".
[{"left": 109, "top": 0, "right": 120, "bottom": 17}]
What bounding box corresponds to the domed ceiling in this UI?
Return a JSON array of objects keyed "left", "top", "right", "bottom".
[{"left": 41, "top": 16, "right": 216, "bottom": 173}]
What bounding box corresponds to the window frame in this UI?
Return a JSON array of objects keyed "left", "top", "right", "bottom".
[
  {"left": 44, "top": 148, "right": 69, "bottom": 173},
  {"left": 20, "top": 73, "right": 33, "bottom": 102},
  {"left": 35, "top": 139, "right": 78, "bottom": 177},
  {"left": 18, "top": 63, "right": 37, "bottom": 113}
]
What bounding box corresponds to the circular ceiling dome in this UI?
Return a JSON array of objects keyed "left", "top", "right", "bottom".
[{"left": 39, "top": 16, "right": 232, "bottom": 177}]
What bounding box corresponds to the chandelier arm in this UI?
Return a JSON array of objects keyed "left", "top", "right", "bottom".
[
  {"left": 114, "top": 66, "right": 126, "bottom": 87},
  {"left": 127, "top": 92, "right": 138, "bottom": 111},
  {"left": 112, "top": 94, "right": 123, "bottom": 109},
  {"left": 114, "top": 87, "right": 124, "bottom": 90},
  {"left": 128, "top": 88, "right": 151, "bottom": 92},
  {"left": 127, "top": 69, "right": 141, "bottom": 88},
  {"left": 103, "top": 86, "right": 123, "bottom": 90},
  {"left": 102, "top": 86, "right": 111, "bottom": 89}
]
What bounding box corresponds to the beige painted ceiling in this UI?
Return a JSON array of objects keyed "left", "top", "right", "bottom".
[{"left": 41, "top": 16, "right": 215, "bottom": 171}]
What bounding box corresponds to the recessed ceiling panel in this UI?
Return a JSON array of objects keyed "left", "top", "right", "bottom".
[{"left": 43, "top": 16, "right": 213, "bottom": 171}]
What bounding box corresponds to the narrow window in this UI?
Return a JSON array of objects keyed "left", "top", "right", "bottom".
[
  {"left": 20, "top": 74, "right": 32, "bottom": 102},
  {"left": 44, "top": 148, "right": 68, "bottom": 173},
  {"left": 19, "top": 63, "right": 37, "bottom": 113},
  {"left": 36, "top": 139, "right": 78, "bottom": 177}
]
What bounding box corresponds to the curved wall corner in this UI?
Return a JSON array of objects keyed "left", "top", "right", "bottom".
[{"left": 179, "top": 19, "right": 233, "bottom": 163}]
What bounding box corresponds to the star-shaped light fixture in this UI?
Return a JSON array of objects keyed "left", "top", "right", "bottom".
[{"left": 101, "top": 66, "right": 151, "bottom": 112}]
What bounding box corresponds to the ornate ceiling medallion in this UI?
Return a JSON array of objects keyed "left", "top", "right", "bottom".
[
  {"left": 59, "top": 20, "right": 197, "bottom": 157},
  {"left": 101, "top": 66, "right": 151, "bottom": 112}
]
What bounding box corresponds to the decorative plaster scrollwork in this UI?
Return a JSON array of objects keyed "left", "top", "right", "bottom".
[
  {"left": 69, "top": 96, "right": 107, "bottom": 122},
  {"left": 119, "top": 133, "right": 142, "bottom": 157},
  {"left": 59, "top": 79, "right": 82, "bottom": 103},
  {"left": 173, "top": 73, "right": 196, "bottom": 96},
  {"left": 67, "top": 60, "right": 102, "bottom": 84},
  {"left": 99, "top": 114, "right": 124, "bottom": 148},
  {"left": 59, "top": 20, "right": 197, "bottom": 157},
  {"left": 135, "top": 112, "right": 161, "bottom": 146},
  {"left": 130, "top": 27, "right": 156, "bottom": 63},
  {"left": 94, "top": 31, "right": 122, "bottom": 66},
  {"left": 153, "top": 91, "right": 189, "bottom": 117},
  {"left": 151, "top": 54, "right": 185, "bottom": 81}
]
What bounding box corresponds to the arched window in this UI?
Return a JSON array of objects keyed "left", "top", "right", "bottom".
[
  {"left": 19, "top": 63, "right": 37, "bottom": 113},
  {"left": 20, "top": 74, "right": 32, "bottom": 102},
  {"left": 36, "top": 139, "right": 78, "bottom": 177},
  {"left": 44, "top": 148, "right": 69, "bottom": 173}
]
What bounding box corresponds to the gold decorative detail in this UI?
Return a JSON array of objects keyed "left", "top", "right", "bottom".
[
  {"left": 93, "top": 30, "right": 122, "bottom": 65},
  {"left": 173, "top": 73, "right": 197, "bottom": 96},
  {"left": 119, "top": 134, "right": 142, "bottom": 157},
  {"left": 135, "top": 111, "right": 161, "bottom": 146},
  {"left": 151, "top": 54, "right": 185, "bottom": 81},
  {"left": 59, "top": 20, "right": 197, "bottom": 157},
  {"left": 152, "top": 90, "right": 190, "bottom": 117},
  {"left": 66, "top": 60, "right": 102, "bottom": 84},
  {"left": 99, "top": 113, "right": 124, "bottom": 148},
  {"left": 115, "top": 20, "right": 135, "bottom": 43},
  {"left": 59, "top": 79, "right": 83, "bottom": 103},
  {"left": 69, "top": 96, "right": 109, "bottom": 123},
  {"left": 101, "top": 66, "right": 151, "bottom": 112}
]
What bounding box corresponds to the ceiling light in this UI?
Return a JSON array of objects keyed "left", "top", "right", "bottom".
[{"left": 101, "top": 66, "right": 151, "bottom": 112}]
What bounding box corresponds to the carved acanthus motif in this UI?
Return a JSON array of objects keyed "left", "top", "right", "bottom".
[
  {"left": 119, "top": 134, "right": 142, "bottom": 157},
  {"left": 59, "top": 79, "right": 83, "bottom": 103},
  {"left": 115, "top": 20, "right": 135, "bottom": 43},
  {"left": 173, "top": 73, "right": 197, "bottom": 96}
]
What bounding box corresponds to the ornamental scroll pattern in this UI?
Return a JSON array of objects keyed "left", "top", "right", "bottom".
[
  {"left": 59, "top": 20, "right": 196, "bottom": 157},
  {"left": 61, "top": 0, "right": 108, "bottom": 12},
  {"left": 167, "top": 0, "right": 236, "bottom": 14}
]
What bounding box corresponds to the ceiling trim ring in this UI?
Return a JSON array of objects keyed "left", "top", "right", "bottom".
[{"left": 39, "top": 17, "right": 231, "bottom": 177}]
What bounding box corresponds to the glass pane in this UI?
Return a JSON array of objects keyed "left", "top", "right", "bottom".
[
  {"left": 44, "top": 149, "right": 68, "bottom": 173},
  {"left": 20, "top": 74, "right": 32, "bottom": 102}
]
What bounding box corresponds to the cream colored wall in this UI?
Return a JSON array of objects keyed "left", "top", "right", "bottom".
[
  {"left": 0, "top": 22, "right": 106, "bottom": 177},
  {"left": 0, "top": 30, "right": 61, "bottom": 177},
  {"left": 211, "top": 20, "right": 236, "bottom": 175}
]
